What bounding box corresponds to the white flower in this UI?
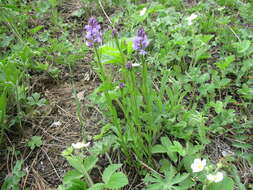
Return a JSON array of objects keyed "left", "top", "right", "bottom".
[
  {"left": 132, "top": 63, "right": 140, "bottom": 67},
  {"left": 51, "top": 121, "right": 62, "bottom": 127},
  {"left": 191, "top": 158, "right": 206, "bottom": 173},
  {"left": 140, "top": 7, "right": 147, "bottom": 16},
  {"left": 72, "top": 142, "right": 90, "bottom": 149},
  {"left": 186, "top": 13, "right": 198, "bottom": 25},
  {"left": 207, "top": 172, "right": 224, "bottom": 183}
]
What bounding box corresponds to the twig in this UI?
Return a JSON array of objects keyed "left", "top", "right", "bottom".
[
  {"left": 228, "top": 26, "right": 241, "bottom": 42},
  {"left": 134, "top": 154, "right": 164, "bottom": 178},
  {"left": 98, "top": 0, "right": 113, "bottom": 25},
  {"left": 41, "top": 148, "right": 61, "bottom": 180},
  {"left": 22, "top": 149, "right": 42, "bottom": 190}
]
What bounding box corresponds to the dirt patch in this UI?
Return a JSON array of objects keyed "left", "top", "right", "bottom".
[{"left": 0, "top": 62, "right": 104, "bottom": 189}]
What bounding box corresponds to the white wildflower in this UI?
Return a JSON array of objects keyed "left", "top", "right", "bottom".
[
  {"left": 186, "top": 13, "right": 198, "bottom": 25},
  {"left": 191, "top": 158, "right": 206, "bottom": 173},
  {"left": 207, "top": 172, "right": 224, "bottom": 183},
  {"left": 132, "top": 63, "right": 140, "bottom": 67},
  {"left": 51, "top": 121, "right": 62, "bottom": 127},
  {"left": 72, "top": 142, "right": 90, "bottom": 149},
  {"left": 140, "top": 7, "right": 147, "bottom": 16}
]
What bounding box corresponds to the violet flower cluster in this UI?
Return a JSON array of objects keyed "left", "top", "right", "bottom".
[
  {"left": 133, "top": 28, "right": 149, "bottom": 55},
  {"left": 85, "top": 17, "right": 102, "bottom": 48}
]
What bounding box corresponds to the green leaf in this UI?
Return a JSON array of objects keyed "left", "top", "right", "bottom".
[
  {"left": 233, "top": 40, "right": 251, "bottom": 54},
  {"left": 102, "top": 164, "right": 122, "bottom": 184},
  {"left": 88, "top": 183, "right": 105, "bottom": 190},
  {"left": 66, "top": 155, "right": 98, "bottom": 174},
  {"left": 98, "top": 38, "right": 133, "bottom": 65},
  {"left": 210, "top": 101, "right": 224, "bottom": 114},
  {"left": 30, "top": 25, "right": 44, "bottom": 34},
  {"left": 66, "top": 179, "right": 87, "bottom": 190},
  {"left": 94, "top": 124, "right": 113, "bottom": 140},
  {"left": 104, "top": 172, "right": 128, "bottom": 189},
  {"left": 83, "top": 155, "right": 98, "bottom": 172},
  {"left": 215, "top": 55, "right": 235, "bottom": 71},
  {"left": 171, "top": 173, "right": 189, "bottom": 185},
  {"left": 0, "top": 92, "right": 7, "bottom": 125},
  {"left": 171, "top": 141, "right": 186, "bottom": 156},
  {"left": 99, "top": 42, "right": 122, "bottom": 65},
  {"left": 182, "top": 155, "right": 195, "bottom": 173},
  {"left": 207, "top": 176, "right": 234, "bottom": 190},
  {"left": 232, "top": 142, "right": 252, "bottom": 150},
  {"left": 63, "top": 170, "right": 84, "bottom": 184},
  {"left": 71, "top": 9, "right": 85, "bottom": 17},
  {"left": 151, "top": 145, "right": 167, "bottom": 154},
  {"left": 27, "top": 136, "right": 43, "bottom": 150},
  {"left": 66, "top": 156, "right": 86, "bottom": 173}
]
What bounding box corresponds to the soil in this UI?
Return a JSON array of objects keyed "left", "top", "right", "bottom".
[{"left": 0, "top": 62, "right": 103, "bottom": 189}]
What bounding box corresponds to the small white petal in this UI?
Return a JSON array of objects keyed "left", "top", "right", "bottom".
[
  {"left": 214, "top": 172, "right": 224, "bottom": 182},
  {"left": 191, "top": 158, "right": 206, "bottom": 173},
  {"left": 132, "top": 63, "right": 141, "bottom": 67},
  {"left": 52, "top": 121, "right": 61, "bottom": 127},
  {"left": 72, "top": 142, "right": 90, "bottom": 149},
  {"left": 140, "top": 8, "right": 147, "bottom": 16},
  {"left": 207, "top": 172, "right": 224, "bottom": 183},
  {"left": 202, "top": 159, "right": 207, "bottom": 166},
  {"left": 186, "top": 13, "right": 198, "bottom": 25},
  {"left": 207, "top": 174, "right": 215, "bottom": 181}
]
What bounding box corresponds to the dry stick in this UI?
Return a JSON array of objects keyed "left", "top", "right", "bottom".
[
  {"left": 41, "top": 148, "right": 61, "bottom": 181},
  {"left": 128, "top": 173, "right": 138, "bottom": 190},
  {"left": 5, "top": 134, "right": 15, "bottom": 173},
  {"left": 134, "top": 154, "right": 164, "bottom": 178},
  {"left": 132, "top": 182, "right": 145, "bottom": 190},
  {"left": 56, "top": 104, "right": 76, "bottom": 118},
  {"left": 22, "top": 149, "right": 42, "bottom": 190},
  {"left": 98, "top": 0, "right": 113, "bottom": 25}
]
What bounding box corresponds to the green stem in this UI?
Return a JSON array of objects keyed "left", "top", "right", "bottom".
[{"left": 94, "top": 47, "right": 124, "bottom": 144}]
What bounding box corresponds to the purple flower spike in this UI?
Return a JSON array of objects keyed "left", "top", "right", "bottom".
[
  {"left": 119, "top": 82, "right": 125, "bottom": 89},
  {"left": 126, "top": 62, "right": 133, "bottom": 70},
  {"left": 85, "top": 17, "right": 102, "bottom": 48},
  {"left": 133, "top": 27, "right": 149, "bottom": 55},
  {"left": 112, "top": 28, "right": 118, "bottom": 37}
]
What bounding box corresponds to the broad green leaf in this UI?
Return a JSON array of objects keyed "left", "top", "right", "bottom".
[
  {"left": 83, "top": 155, "right": 98, "bottom": 172},
  {"left": 161, "top": 136, "right": 173, "bottom": 147},
  {"left": 98, "top": 38, "right": 133, "bottom": 65},
  {"left": 104, "top": 172, "right": 128, "bottom": 189},
  {"left": 151, "top": 145, "right": 167, "bottom": 154},
  {"left": 88, "top": 183, "right": 105, "bottom": 190},
  {"left": 27, "top": 136, "right": 43, "bottom": 150},
  {"left": 66, "top": 179, "right": 87, "bottom": 190},
  {"left": 171, "top": 141, "right": 186, "bottom": 156},
  {"left": 63, "top": 170, "right": 84, "bottom": 184},
  {"left": 232, "top": 142, "right": 252, "bottom": 150},
  {"left": 207, "top": 176, "right": 234, "bottom": 190},
  {"left": 66, "top": 155, "right": 98, "bottom": 174},
  {"left": 171, "top": 173, "right": 189, "bottom": 185},
  {"left": 67, "top": 156, "right": 86, "bottom": 173},
  {"left": 102, "top": 164, "right": 122, "bottom": 184},
  {"left": 182, "top": 155, "right": 195, "bottom": 173},
  {"left": 233, "top": 40, "right": 251, "bottom": 53},
  {"left": 215, "top": 55, "right": 235, "bottom": 71}
]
